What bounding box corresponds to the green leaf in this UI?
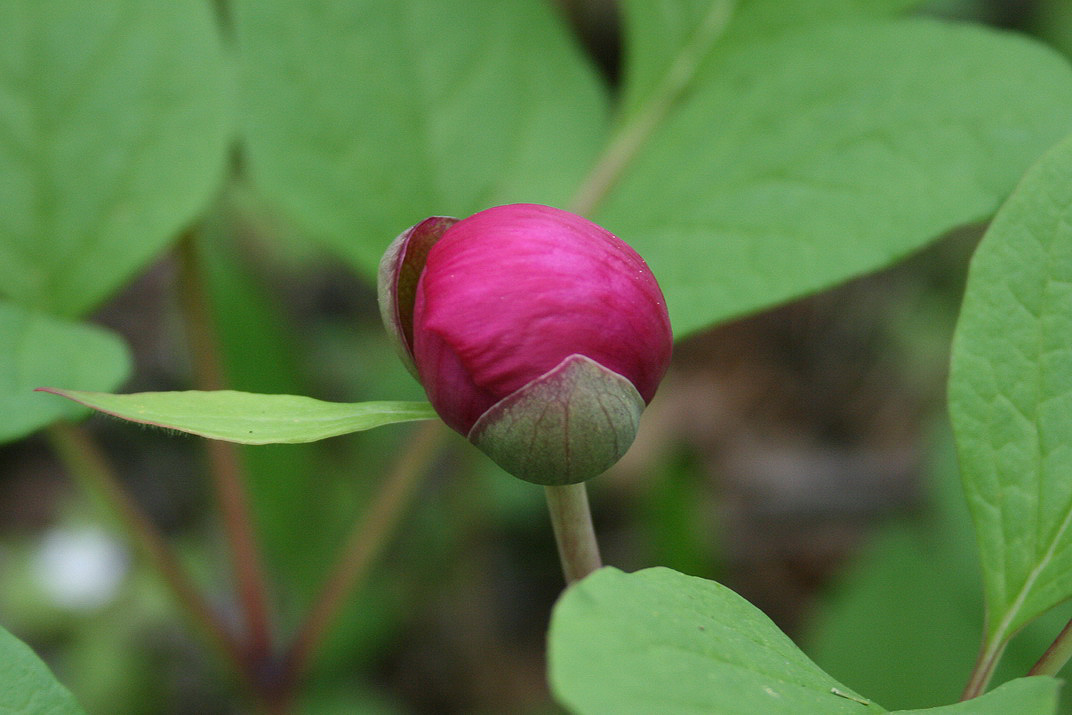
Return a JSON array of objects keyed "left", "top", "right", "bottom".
[
  {"left": 0, "top": 0, "right": 233, "bottom": 317},
  {"left": 0, "top": 624, "right": 86, "bottom": 714},
  {"left": 893, "top": 677, "right": 1059, "bottom": 715},
  {"left": 949, "top": 133, "right": 1072, "bottom": 647},
  {"left": 803, "top": 427, "right": 1072, "bottom": 711},
  {"left": 597, "top": 18, "right": 1072, "bottom": 337},
  {"left": 805, "top": 523, "right": 982, "bottom": 710},
  {"left": 36, "top": 389, "right": 437, "bottom": 444},
  {"left": 616, "top": 0, "right": 922, "bottom": 123},
  {"left": 0, "top": 299, "right": 131, "bottom": 443},
  {"left": 549, "top": 567, "right": 885, "bottom": 714},
  {"left": 236, "top": 0, "right": 607, "bottom": 276}
]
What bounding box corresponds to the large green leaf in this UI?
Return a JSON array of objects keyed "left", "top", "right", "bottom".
[
  {"left": 597, "top": 18, "right": 1072, "bottom": 337},
  {"left": 0, "top": 624, "right": 85, "bottom": 714},
  {"left": 803, "top": 428, "right": 1072, "bottom": 711},
  {"left": 949, "top": 134, "right": 1072, "bottom": 650},
  {"left": 549, "top": 566, "right": 884, "bottom": 714},
  {"left": 0, "top": 300, "right": 131, "bottom": 443},
  {"left": 36, "top": 388, "right": 437, "bottom": 444},
  {"left": 804, "top": 521, "right": 982, "bottom": 709},
  {"left": 549, "top": 567, "right": 1060, "bottom": 714},
  {"left": 0, "top": 0, "right": 232, "bottom": 317},
  {"left": 236, "top": 0, "right": 607, "bottom": 276}
]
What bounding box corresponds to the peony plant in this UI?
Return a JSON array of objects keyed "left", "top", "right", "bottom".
[{"left": 13, "top": 1, "right": 1072, "bottom": 712}]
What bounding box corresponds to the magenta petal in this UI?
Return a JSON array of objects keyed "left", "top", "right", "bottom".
[
  {"left": 412, "top": 204, "right": 671, "bottom": 434},
  {"left": 413, "top": 321, "right": 500, "bottom": 435},
  {"left": 377, "top": 216, "right": 459, "bottom": 376}
]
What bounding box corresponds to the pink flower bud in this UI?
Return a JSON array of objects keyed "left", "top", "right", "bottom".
[{"left": 378, "top": 204, "right": 672, "bottom": 484}]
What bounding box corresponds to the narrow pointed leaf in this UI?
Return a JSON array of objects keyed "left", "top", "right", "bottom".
[
  {"left": 0, "top": 0, "right": 233, "bottom": 317},
  {"left": 598, "top": 18, "right": 1072, "bottom": 337},
  {"left": 949, "top": 134, "right": 1072, "bottom": 644},
  {"left": 36, "top": 389, "right": 437, "bottom": 444},
  {"left": 0, "top": 300, "right": 131, "bottom": 443},
  {"left": 236, "top": 0, "right": 607, "bottom": 275},
  {"left": 549, "top": 567, "right": 884, "bottom": 714},
  {"left": 0, "top": 624, "right": 86, "bottom": 714}
]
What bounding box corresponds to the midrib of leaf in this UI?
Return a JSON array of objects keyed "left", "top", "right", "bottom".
[
  {"left": 982, "top": 195, "right": 1072, "bottom": 657},
  {"left": 568, "top": 0, "right": 737, "bottom": 216}
]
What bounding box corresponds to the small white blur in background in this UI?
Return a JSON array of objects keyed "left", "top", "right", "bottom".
[{"left": 33, "top": 527, "right": 129, "bottom": 612}]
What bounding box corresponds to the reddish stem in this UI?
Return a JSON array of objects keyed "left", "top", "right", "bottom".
[
  {"left": 1029, "top": 617, "right": 1072, "bottom": 678},
  {"left": 47, "top": 423, "right": 249, "bottom": 681},
  {"left": 279, "top": 421, "right": 446, "bottom": 690},
  {"left": 176, "top": 235, "right": 275, "bottom": 666}
]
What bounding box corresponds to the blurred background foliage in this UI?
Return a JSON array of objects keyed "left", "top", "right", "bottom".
[{"left": 3, "top": 0, "right": 1072, "bottom": 712}]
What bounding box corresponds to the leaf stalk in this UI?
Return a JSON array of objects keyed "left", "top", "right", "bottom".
[
  {"left": 280, "top": 420, "right": 447, "bottom": 688},
  {"left": 176, "top": 234, "right": 275, "bottom": 665},
  {"left": 1028, "top": 617, "right": 1072, "bottom": 678},
  {"left": 568, "top": 0, "right": 736, "bottom": 217},
  {"left": 46, "top": 422, "right": 249, "bottom": 685},
  {"left": 962, "top": 636, "right": 1006, "bottom": 700}
]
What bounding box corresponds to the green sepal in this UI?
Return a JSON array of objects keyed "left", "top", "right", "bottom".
[{"left": 468, "top": 354, "right": 645, "bottom": 485}]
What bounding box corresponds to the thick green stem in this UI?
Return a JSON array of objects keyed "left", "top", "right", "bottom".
[
  {"left": 176, "top": 235, "right": 274, "bottom": 664},
  {"left": 46, "top": 422, "right": 247, "bottom": 677},
  {"left": 544, "top": 483, "right": 602, "bottom": 584},
  {"left": 1029, "top": 617, "right": 1072, "bottom": 678},
  {"left": 280, "top": 420, "right": 446, "bottom": 688}
]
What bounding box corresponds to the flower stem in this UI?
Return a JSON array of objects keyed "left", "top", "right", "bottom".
[
  {"left": 1028, "top": 617, "right": 1072, "bottom": 678},
  {"left": 544, "top": 483, "right": 602, "bottom": 584},
  {"left": 280, "top": 420, "right": 446, "bottom": 688},
  {"left": 176, "top": 234, "right": 274, "bottom": 664},
  {"left": 46, "top": 422, "right": 247, "bottom": 678}
]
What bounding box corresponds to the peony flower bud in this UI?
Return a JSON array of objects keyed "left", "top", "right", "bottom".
[{"left": 378, "top": 204, "right": 672, "bottom": 485}]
